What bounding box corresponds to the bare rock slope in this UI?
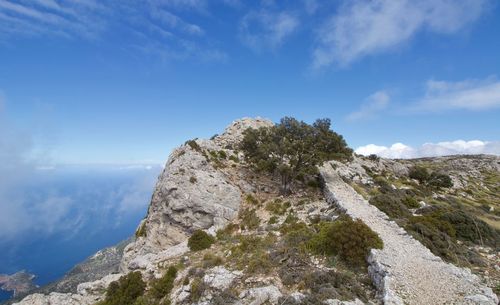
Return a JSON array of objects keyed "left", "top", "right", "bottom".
[{"left": 320, "top": 161, "right": 498, "bottom": 305}]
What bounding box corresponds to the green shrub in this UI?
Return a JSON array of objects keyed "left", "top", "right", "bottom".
[
  {"left": 99, "top": 272, "right": 145, "bottom": 305},
  {"left": 202, "top": 253, "right": 224, "bottom": 268},
  {"left": 218, "top": 150, "right": 227, "bottom": 159},
  {"left": 216, "top": 223, "right": 239, "bottom": 241},
  {"left": 369, "top": 194, "right": 412, "bottom": 219},
  {"left": 309, "top": 217, "right": 383, "bottom": 267},
  {"left": 185, "top": 140, "right": 201, "bottom": 152},
  {"left": 409, "top": 166, "right": 430, "bottom": 184},
  {"left": 439, "top": 210, "right": 498, "bottom": 246},
  {"left": 189, "top": 176, "right": 197, "bottom": 184},
  {"left": 190, "top": 277, "right": 206, "bottom": 302},
  {"left": 245, "top": 194, "right": 259, "bottom": 205},
  {"left": 135, "top": 222, "right": 147, "bottom": 238},
  {"left": 188, "top": 230, "right": 215, "bottom": 251},
  {"left": 428, "top": 172, "right": 453, "bottom": 188},
  {"left": 265, "top": 200, "right": 289, "bottom": 215},
  {"left": 228, "top": 155, "right": 239, "bottom": 163},
  {"left": 239, "top": 208, "right": 260, "bottom": 230},
  {"left": 268, "top": 216, "right": 278, "bottom": 225},
  {"left": 401, "top": 196, "right": 420, "bottom": 209},
  {"left": 150, "top": 266, "right": 177, "bottom": 300}
]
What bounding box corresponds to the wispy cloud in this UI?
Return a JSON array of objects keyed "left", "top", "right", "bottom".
[
  {"left": 0, "top": 0, "right": 227, "bottom": 61},
  {"left": 355, "top": 140, "right": 500, "bottom": 159},
  {"left": 412, "top": 77, "right": 500, "bottom": 112},
  {"left": 313, "top": 0, "right": 489, "bottom": 68},
  {"left": 239, "top": 9, "right": 299, "bottom": 52},
  {"left": 346, "top": 90, "right": 390, "bottom": 121}
]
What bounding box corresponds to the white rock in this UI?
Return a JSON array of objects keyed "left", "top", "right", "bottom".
[
  {"left": 203, "top": 266, "right": 243, "bottom": 290},
  {"left": 239, "top": 285, "right": 282, "bottom": 305}
]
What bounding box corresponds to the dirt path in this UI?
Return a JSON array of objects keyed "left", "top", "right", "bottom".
[{"left": 320, "top": 162, "right": 498, "bottom": 305}]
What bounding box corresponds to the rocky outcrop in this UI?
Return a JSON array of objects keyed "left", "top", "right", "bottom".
[
  {"left": 320, "top": 161, "right": 499, "bottom": 305},
  {"left": 121, "top": 117, "right": 273, "bottom": 273}
]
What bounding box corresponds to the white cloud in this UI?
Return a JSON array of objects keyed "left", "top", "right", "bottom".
[
  {"left": 313, "top": 0, "right": 488, "bottom": 67},
  {"left": 239, "top": 10, "right": 299, "bottom": 51},
  {"left": 413, "top": 78, "right": 500, "bottom": 111},
  {"left": 150, "top": 8, "right": 203, "bottom": 35},
  {"left": 355, "top": 140, "right": 500, "bottom": 159},
  {"left": 346, "top": 90, "right": 390, "bottom": 121}
]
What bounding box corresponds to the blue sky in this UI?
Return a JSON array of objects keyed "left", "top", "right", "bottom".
[{"left": 1, "top": 0, "right": 499, "bottom": 164}]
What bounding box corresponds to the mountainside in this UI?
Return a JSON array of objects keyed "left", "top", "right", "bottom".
[{"left": 11, "top": 118, "right": 499, "bottom": 305}]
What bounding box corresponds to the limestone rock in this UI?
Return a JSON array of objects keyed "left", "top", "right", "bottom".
[
  {"left": 213, "top": 117, "right": 273, "bottom": 149},
  {"left": 203, "top": 266, "right": 243, "bottom": 290},
  {"left": 239, "top": 285, "right": 282, "bottom": 305}
]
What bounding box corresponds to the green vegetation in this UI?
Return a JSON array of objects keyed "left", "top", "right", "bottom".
[
  {"left": 185, "top": 139, "right": 201, "bottom": 152},
  {"left": 201, "top": 253, "right": 224, "bottom": 268},
  {"left": 409, "top": 166, "right": 453, "bottom": 188},
  {"left": 229, "top": 234, "right": 276, "bottom": 275},
  {"left": 369, "top": 193, "right": 413, "bottom": 219},
  {"left": 245, "top": 194, "right": 259, "bottom": 205},
  {"left": 135, "top": 222, "right": 147, "bottom": 238},
  {"left": 239, "top": 208, "right": 260, "bottom": 230},
  {"left": 240, "top": 117, "right": 352, "bottom": 193},
  {"left": 150, "top": 266, "right": 178, "bottom": 300},
  {"left": 309, "top": 217, "right": 383, "bottom": 267},
  {"left": 216, "top": 223, "right": 239, "bottom": 242},
  {"left": 189, "top": 176, "right": 197, "bottom": 184},
  {"left": 265, "top": 199, "right": 290, "bottom": 215},
  {"left": 98, "top": 272, "right": 146, "bottom": 305},
  {"left": 188, "top": 230, "right": 215, "bottom": 251}
]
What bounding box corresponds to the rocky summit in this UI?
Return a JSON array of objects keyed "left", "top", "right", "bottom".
[{"left": 12, "top": 118, "right": 499, "bottom": 305}]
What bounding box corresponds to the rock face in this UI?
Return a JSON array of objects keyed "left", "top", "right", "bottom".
[
  {"left": 121, "top": 117, "right": 274, "bottom": 272},
  {"left": 320, "top": 161, "right": 499, "bottom": 305}
]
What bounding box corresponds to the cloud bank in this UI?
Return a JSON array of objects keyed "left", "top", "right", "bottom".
[
  {"left": 355, "top": 140, "right": 500, "bottom": 159},
  {"left": 0, "top": 97, "right": 160, "bottom": 242},
  {"left": 313, "top": 0, "right": 489, "bottom": 67}
]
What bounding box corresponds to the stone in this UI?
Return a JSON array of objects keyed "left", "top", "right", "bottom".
[
  {"left": 239, "top": 285, "right": 282, "bottom": 305},
  {"left": 203, "top": 266, "right": 243, "bottom": 290}
]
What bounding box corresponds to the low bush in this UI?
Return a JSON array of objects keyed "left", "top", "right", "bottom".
[
  {"left": 428, "top": 172, "right": 453, "bottom": 188},
  {"left": 409, "top": 166, "right": 430, "bottom": 184},
  {"left": 266, "top": 199, "right": 290, "bottom": 215},
  {"left": 99, "top": 272, "right": 146, "bottom": 305},
  {"left": 188, "top": 230, "right": 215, "bottom": 251},
  {"left": 189, "top": 176, "right": 197, "bottom": 184},
  {"left": 309, "top": 217, "right": 383, "bottom": 267},
  {"left": 408, "top": 166, "right": 453, "bottom": 188},
  {"left": 239, "top": 208, "right": 260, "bottom": 230},
  {"left": 216, "top": 223, "right": 239, "bottom": 241},
  {"left": 150, "top": 266, "right": 177, "bottom": 300},
  {"left": 202, "top": 253, "right": 224, "bottom": 268},
  {"left": 245, "top": 194, "right": 259, "bottom": 205},
  {"left": 135, "top": 222, "right": 147, "bottom": 238},
  {"left": 369, "top": 194, "right": 412, "bottom": 219},
  {"left": 190, "top": 277, "right": 206, "bottom": 302},
  {"left": 185, "top": 140, "right": 201, "bottom": 152}
]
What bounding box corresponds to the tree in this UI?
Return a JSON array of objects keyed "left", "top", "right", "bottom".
[{"left": 240, "top": 117, "right": 352, "bottom": 193}]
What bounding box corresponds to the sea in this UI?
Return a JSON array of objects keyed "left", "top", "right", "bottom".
[{"left": 0, "top": 164, "right": 162, "bottom": 302}]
